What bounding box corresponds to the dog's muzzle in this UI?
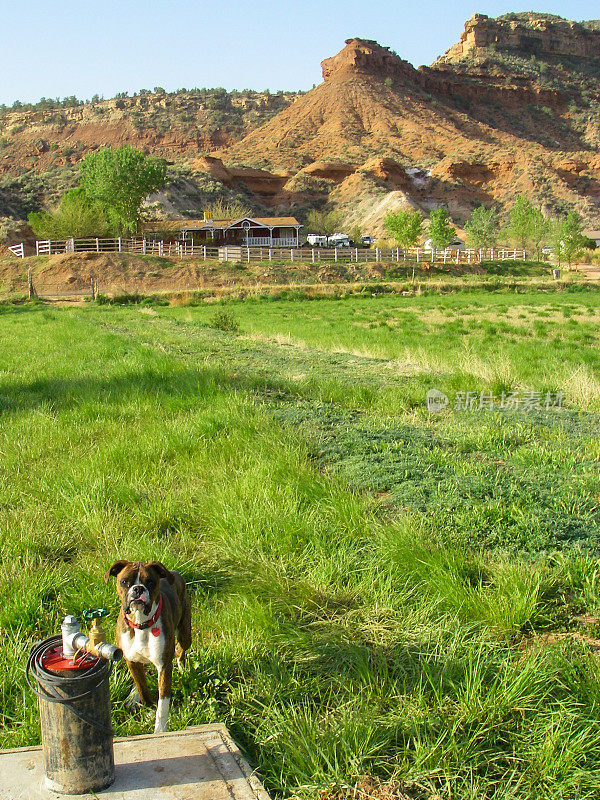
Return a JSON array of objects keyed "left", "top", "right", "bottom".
[{"left": 127, "top": 584, "right": 150, "bottom": 608}]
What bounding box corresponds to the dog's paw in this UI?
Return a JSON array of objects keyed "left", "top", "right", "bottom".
[{"left": 154, "top": 697, "right": 170, "bottom": 734}]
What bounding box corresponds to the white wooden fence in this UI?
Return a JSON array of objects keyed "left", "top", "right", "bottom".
[
  {"left": 8, "top": 243, "right": 24, "bottom": 258},
  {"left": 8, "top": 237, "right": 527, "bottom": 263}
]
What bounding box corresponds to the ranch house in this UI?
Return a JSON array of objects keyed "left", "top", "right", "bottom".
[{"left": 178, "top": 214, "right": 302, "bottom": 247}]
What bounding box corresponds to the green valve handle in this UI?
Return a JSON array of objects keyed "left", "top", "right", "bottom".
[{"left": 82, "top": 608, "right": 109, "bottom": 621}]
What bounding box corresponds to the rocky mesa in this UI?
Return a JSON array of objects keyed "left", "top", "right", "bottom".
[{"left": 1, "top": 11, "right": 600, "bottom": 239}]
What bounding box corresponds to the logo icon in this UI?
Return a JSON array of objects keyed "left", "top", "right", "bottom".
[{"left": 426, "top": 389, "right": 449, "bottom": 413}]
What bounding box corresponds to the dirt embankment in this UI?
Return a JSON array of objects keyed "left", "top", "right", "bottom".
[{"left": 0, "top": 252, "right": 399, "bottom": 298}]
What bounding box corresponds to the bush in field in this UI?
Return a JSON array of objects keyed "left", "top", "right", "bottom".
[
  {"left": 28, "top": 188, "right": 110, "bottom": 238},
  {"left": 209, "top": 308, "right": 240, "bottom": 333},
  {"left": 383, "top": 209, "right": 423, "bottom": 248},
  {"left": 428, "top": 207, "right": 456, "bottom": 248},
  {"left": 465, "top": 205, "right": 499, "bottom": 248}
]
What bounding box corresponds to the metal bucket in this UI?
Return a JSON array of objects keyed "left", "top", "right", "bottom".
[{"left": 27, "top": 635, "right": 115, "bottom": 794}]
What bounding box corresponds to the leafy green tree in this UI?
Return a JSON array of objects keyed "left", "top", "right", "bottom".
[
  {"left": 28, "top": 189, "right": 109, "bottom": 238},
  {"left": 550, "top": 211, "right": 587, "bottom": 269},
  {"left": 464, "top": 205, "right": 499, "bottom": 248},
  {"left": 306, "top": 209, "right": 342, "bottom": 236},
  {"left": 79, "top": 145, "right": 167, "bottom": 234},
  {"left": 383, "top": 209, "right": 423, "bottom": 248},
  {"left": 504, "top": 195, "right": 548, "bottom": 261},
  {"left": 204, "top": 200, "right": 252, "bottom": 219},
  {"left": 428, "top": 208, "right": 456, "bottom": 248},
  {"left": 350, "top": 225, "right": 362, "bottom": 245}
]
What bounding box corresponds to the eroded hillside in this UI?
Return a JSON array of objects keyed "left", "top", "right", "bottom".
[{"left": 2, "top": 11, "right": 600, "bottom": 239}]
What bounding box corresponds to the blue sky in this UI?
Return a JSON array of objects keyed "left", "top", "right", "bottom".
[{"left": 3, "top": 1, "right": 598, "bottom": 105}]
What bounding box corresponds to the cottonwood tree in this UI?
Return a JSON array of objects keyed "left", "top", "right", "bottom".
[
  {"left": 551, "top": 211, "right": 587, "bottom": 269},
  {"left": 205, "top": 200, "right": 252, "bottom": 219},
  {"left": 504, "top": 195, "right": 548, "bottom": 261},
  {"left": 464, "top": 205, "right": 499, "bottom": 249},
  {"left": 428, "top": 208, "right": 456, "bottom": 248},
  {"left": 79, "top": 145, "right": 167, "bottom": 234},
  {"left": 306, "top": 209, "right": 343, "bottom": 235},
  {"left": 383, "top": 209, "right": 423, "bottom": 248}
]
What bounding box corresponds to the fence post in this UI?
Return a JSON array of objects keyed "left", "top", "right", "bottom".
[
  {"left": 443, "top": 249, "right": 447, "bottom": 265},
  {"left": 28, "top": 267, "right": 37, "bottom": 300},
  {"left": 416, "top": 247, "right": 419, "bottom": 262},
  {"left": 142, "top": 238, "right": 147, "bottom": 255},
  {"left": 335, "top": 248, "right": 338, "bottom": 262},
  {"left": 203, "top": 245, "right": 207, "bottom": 261},
  {"left": 269, "top": 248, "right": 272, "bottom": 262},
  {"left": 225, "top": 246, "right": 228, "bottom": 262},
  {"left": 355, "top": 247, "right": 358, "bottom": 262},
  {"left": 456, "top": 249, "right": 459, "bottom": 265},
  {"left": 36, "top": 241, "right": 39, "bottom": 256},
  {"left": 431, "top": 247, "right": 434, "bottom": 264},
  {"left": 290, "top": 248, "right": 294, "bottom": 262},
  {"left": 96, "top": 237, "right": 99, "bottom": 253},
  {"left": 247, "top": 247, "right": 251, "bottom": 263},
  {"left": 118, "top": 236, "right": 122, "bottom": 253},
  {"left": 513, "top": 249, "right": 517, "bottom": 260},
  {"left": 312, "top": 248, "right": 315, "bottom": 263}
]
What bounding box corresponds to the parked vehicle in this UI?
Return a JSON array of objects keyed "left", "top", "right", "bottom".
[
  {"left": 306, "top": 234, "right": 328, "bottom": 247},
  {"left": 328, "top": 233, "right": 351, "bottom": 248},
  {"left": 360, "top": 235, "right": 376, "bottom": 246}
]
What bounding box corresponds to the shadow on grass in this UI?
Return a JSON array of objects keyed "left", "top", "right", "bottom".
[{"left": 0, "top": 366, "right": 294, "bottom": 417}]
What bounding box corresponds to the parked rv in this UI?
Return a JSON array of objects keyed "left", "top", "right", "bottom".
[
  {"left": 328, "top": 233, "right": 351, "bottom": 248},
  {"left": 306, "top": 234, "right": 329, "bottom": 247}
]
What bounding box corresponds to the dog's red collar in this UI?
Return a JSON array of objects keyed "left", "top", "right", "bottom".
[{"left": 122, "top": 596, "right": 162, "bottom": 630}]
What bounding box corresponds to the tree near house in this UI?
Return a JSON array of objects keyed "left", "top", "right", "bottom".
[
  {"left": 383, "top": 209, "right": 423, "bottom": 248},
  {"left": 28, "top": 188, "right": 109, "bottom": 238},
  {"left": 550, "top": 211, "right": 587, "bottom": 269},
  {"left": 504, "top": 195, "right": 548, "bottom": 261},
  {"left": 79, "top": 145, "right": 167, "bottom": 234},
  {"left": 306, "top": 209, "right": 343, "bottom": 236},
  {"left": 428, "top": 208, "right": 456, "bottom": 248},
  {"left": 464, "top": 205, "right": 499, "bottom": 249}
]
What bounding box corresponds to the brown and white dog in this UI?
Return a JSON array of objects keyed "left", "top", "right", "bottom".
[{"left": 104, "top": 560, "right": 192, "bottom": 733}]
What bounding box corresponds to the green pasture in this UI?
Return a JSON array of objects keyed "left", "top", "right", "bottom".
[{"left": 1, "top": 289, "right": 600, "bottom": 799}]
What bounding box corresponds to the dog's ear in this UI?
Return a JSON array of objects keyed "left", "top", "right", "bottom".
[
  {"left": 147, "top": 561, "right": 174, "bottom": 584},
  {"left": 104, "top": 560, "right": 130, "bottom": 583}
]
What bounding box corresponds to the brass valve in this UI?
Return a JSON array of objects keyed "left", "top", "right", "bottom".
[{"left": 82, "top": 608, "right": 108, "bottom": 657}]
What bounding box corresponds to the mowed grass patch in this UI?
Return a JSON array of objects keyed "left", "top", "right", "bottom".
[
  {"left": 162, "top": 291, "right": 600, "bottom": 409},
  {"left": 1, "top": 299, "right": 600, "bottom": 799}
]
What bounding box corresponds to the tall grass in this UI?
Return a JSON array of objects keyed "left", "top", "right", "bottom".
[{"left": 1, "top": 297, "right": 600, "bottom": 798}]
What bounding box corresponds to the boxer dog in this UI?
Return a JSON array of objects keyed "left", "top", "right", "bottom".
[{"left": 105, "top": 560, "right": 191, "bottom": 733}]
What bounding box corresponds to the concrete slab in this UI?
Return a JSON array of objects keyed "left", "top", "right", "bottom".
[{"left": 0, "top": 724, "right": 271, "bottom": 800}]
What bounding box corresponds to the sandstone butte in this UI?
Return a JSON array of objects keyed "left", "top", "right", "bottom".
[{"left": 2, "top": 11, "right": 600, "bottom": 238}]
